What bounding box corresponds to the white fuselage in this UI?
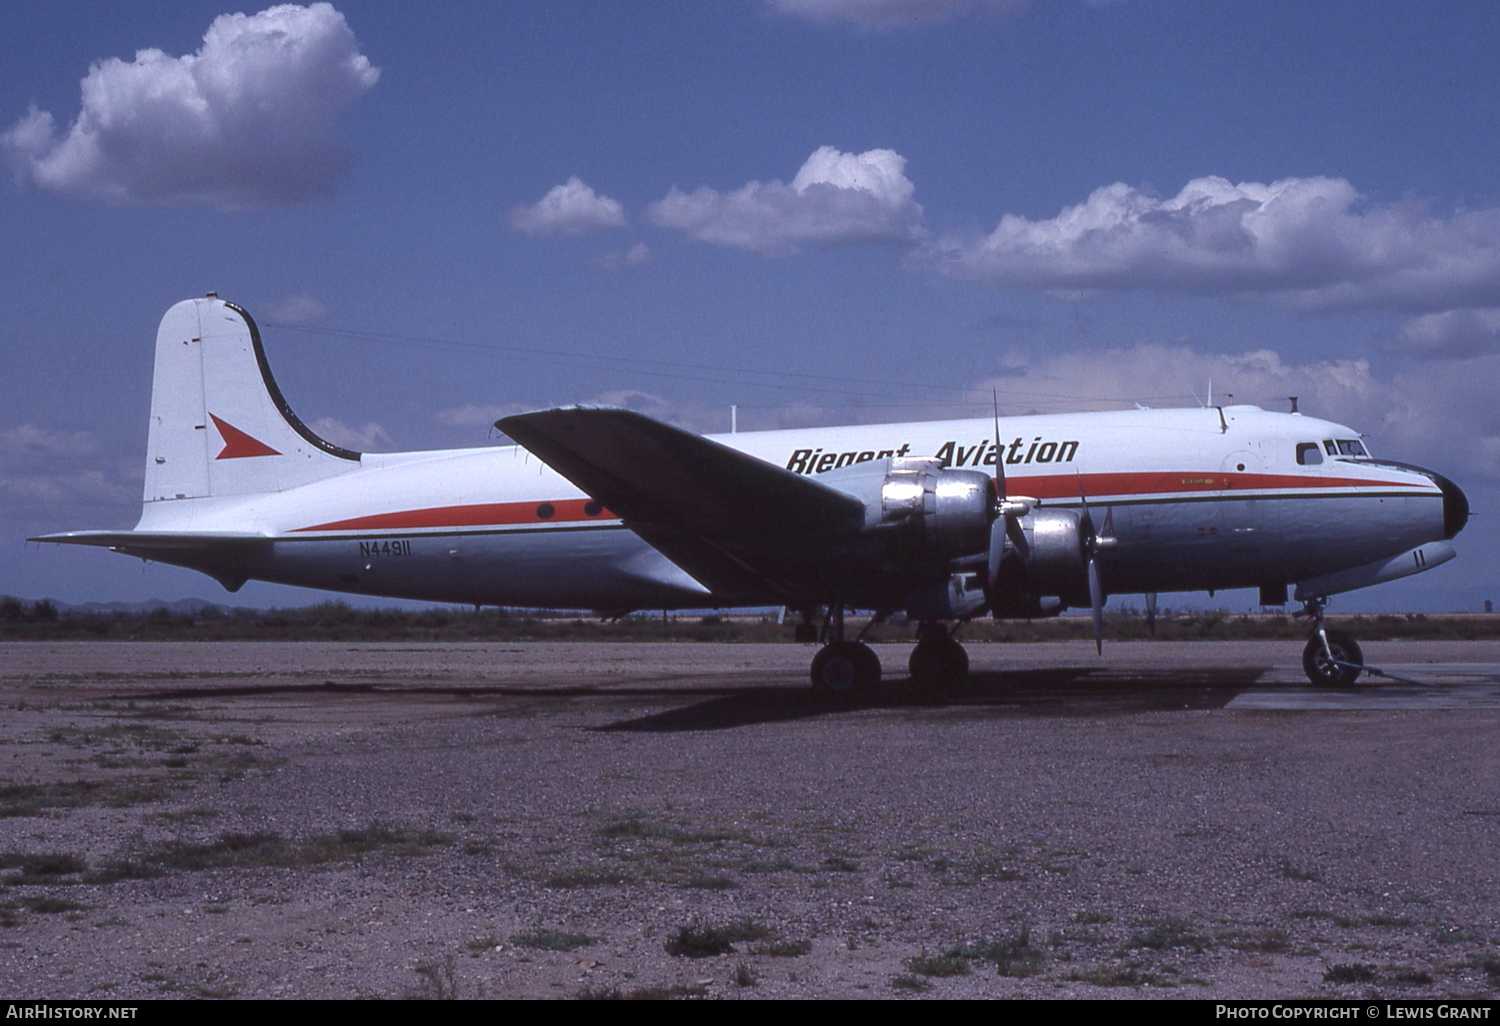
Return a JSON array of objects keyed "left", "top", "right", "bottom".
[{"left": 134, "top": 404, "right": 1453, "bottom": 611}]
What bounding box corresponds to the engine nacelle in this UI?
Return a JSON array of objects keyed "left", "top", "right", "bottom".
[
  {"left": 819, "top": 457, "right": 995, "bottom": 561},
  {"left": 1000, "top": 508, "right": 1090, "bottom": 604}
]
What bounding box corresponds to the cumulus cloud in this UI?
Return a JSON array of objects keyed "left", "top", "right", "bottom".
[
  {"left": 648, "top": 146, "right": 925, "bottom": 256},
  {"left": 1, "top": 425, "right": 136, "bottom": 530},
  {"left": 933, "top": 176, "right": 1500, "bottom": 313},
  {"left": 308, "top": 417, "right": 392, "bottom": 451},
  {"left": 1, "top": 3, "right": 379, "bottom": 210},
  {"left": 767, "top": 0, "right": 1025, "bottom": 27},
  {"left": 433, "top": 403, "right": 530, "bottom": 429},
  {"left": 1392, "top": 308, "right": 1500, "bottom": 360},
  {"left": 974, "top": 342, "right": 1499, "bottom": 487},
  {"left": 509, "top": 177, "right": 627, "bottom": 236},
  {"left": 263, "top": 294, "right": 330, "bottom": 324},
  {"left": 983, "top": 345, "right": 1383, "bottom": 421},
  {"left": 0, "top": 425, "right": 97, "bottom": 459},
  {"left": 593, "top": 242, "right": 656, "bottom": 269}
]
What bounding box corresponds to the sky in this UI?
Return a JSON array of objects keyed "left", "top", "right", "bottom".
[{"left": 2, "top": 0, "right": 1498, "bottom": 612}]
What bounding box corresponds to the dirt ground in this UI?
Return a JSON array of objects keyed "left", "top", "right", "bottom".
[{"left": 1, "top": 639, "right": 1498, "bottom": 1000}]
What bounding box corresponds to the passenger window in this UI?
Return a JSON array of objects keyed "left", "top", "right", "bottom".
[{"left": 1296, "top": 443, "right": 1323, "bottom": 466}]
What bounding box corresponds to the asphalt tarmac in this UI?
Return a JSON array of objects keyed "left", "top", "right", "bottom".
[{"left": 2, "top": 639, "right": 1498, "bottom": 999}]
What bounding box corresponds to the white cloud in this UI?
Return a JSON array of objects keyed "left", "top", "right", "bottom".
[
  {"left": 0, "top": 425, "right": 97, "bottom": 459},
  {"left": 1393, "top": 308, "right": 1500, "bottom": 360},
  {"left": 979, "top": 343, "right": 1499, "bottom": 486},
  {"left": 983, "top": 345, "right": 1383, "bottom": 422},
  {"left": 593, "top": 242, "right": 656, "bottom": 269},
  {"left": 647, "top": 146, "right": 925, "bottom": 255},
  {"left": 767, "top": 0, "right": 1025, "bottom": 27},
  {"left": 933, "top": 176, "right": 1500, "bottom": 313},
  {"left": 509, "top": 177, "right": 627, "bottom": 236},
  {"left": 433, "top": 403, "right": 530, "bottom": 429},
  {"left": 1, "top": 425, "right": 135, "bottom": 519},
  {"left": 1, "top": 3, "right": 379, "bottom": 210},
  {"left": 308, "top": 417, "right": 392, "bottom": 451},
  {"left": 263, "top": 294, "right": 330, "bottom": 324}
]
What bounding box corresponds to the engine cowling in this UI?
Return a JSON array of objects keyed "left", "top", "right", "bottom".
[
  {"left": 819, "top": 456, "right": 995, "bottom": 561},
  {"left": 873, "top": 458, "right": 994, "bottom": 559},
  {"left": 990, "top": 508, "right": 1091, "bottom": 610}
]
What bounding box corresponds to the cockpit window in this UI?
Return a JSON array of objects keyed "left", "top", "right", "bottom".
[
  {"left": 1296, "top": 443, "right": 1323, "bottom": 466},
  {"left": 1323, "top": 440, "right": 1337, "bottom": 455},
  {"left": 1335, "top": 439, "right": 1367, "bottom": 457}
]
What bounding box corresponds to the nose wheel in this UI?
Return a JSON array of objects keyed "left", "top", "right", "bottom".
[
  {"left": 1302, "top": 631, "right": 1363, "bottom": 687},
  {"left": 1298, "top": 597, "right": 1364, "bottom": 687}
]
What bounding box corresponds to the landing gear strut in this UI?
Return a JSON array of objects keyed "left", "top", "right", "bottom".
[
  {"left": 793, "top": 606, "right": 818, "bottom": 644},
  {"left": 809, "top": 604, "right": 881, "bottom": 698},
  {"left": 1298, "top": 597, "right": 1363, "bottom": 687},
  {"left": 908, "top": 621, "right": 968, "bottom": 685}
]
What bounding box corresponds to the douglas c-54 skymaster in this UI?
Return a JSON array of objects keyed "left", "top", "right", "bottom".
[{"left": 37, "top": 296, "right": 1470, "bottom": 692}]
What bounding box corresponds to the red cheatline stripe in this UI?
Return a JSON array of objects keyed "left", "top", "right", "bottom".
[
  {"left": 290, "top": 471, "right": 1428, "bottom": 534},
  {"left": 1008, "top": 470, "right": 1416, "bottom": 500},
  {"left": 292, "top": 498, "right": 614, "bottom": 533}
]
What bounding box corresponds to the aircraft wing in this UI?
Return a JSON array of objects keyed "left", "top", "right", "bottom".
[{"left": 498, "top": 406, "right": 866, "bottom": 601}]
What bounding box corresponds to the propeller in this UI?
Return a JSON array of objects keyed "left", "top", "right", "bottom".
[
  {"left": 1145, "top": 591, "right": 1158, "bottom": 634},
  {"left": 986, "top": 393, "right": 1035, "bottom": 598},
  {"left": 1075, "top": 475, "right": 1117, "bottom": 654}
]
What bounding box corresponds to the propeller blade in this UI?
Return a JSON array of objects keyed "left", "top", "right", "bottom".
[
  {"left": 1088, "top": 554, "right": 1105, "bottom": 655},
  {"left": 1145, "top": 591, "right": 1157, "bottom": 634},
  {"left": 992, "top": 390, "right": 1007, "bottom": 499},
  {"left": 987, "top": 516, "right": 1007, "bottom": 585}
]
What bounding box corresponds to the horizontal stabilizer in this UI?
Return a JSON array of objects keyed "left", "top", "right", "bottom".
[
  {"left": 30, "top": 530, "right": 269, "bottom": 593},
  {"left": 30, "top": 530, "right": 267, "bottom": 550}
]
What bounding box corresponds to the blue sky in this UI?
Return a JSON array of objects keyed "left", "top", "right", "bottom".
[{"left": 3, "top": 0, "right": 1498, "bottom": 611}]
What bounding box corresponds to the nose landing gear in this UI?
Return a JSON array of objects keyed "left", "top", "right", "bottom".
[{"left": 1298, "top": 597, "right": 1363, "bottom": 687}]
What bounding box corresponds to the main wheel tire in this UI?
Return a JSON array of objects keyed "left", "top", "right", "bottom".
[
  {"left": 908, "top": 638, "right": 969, "bottom": 684},
  {"left": 1302, "top": 631, "right": 1364, "bottom": 687},
  {"left": 811, "top": 642, "right": 881, "bottom": 697}
]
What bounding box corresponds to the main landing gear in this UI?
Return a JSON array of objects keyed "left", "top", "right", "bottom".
[
  {"left": 808, "top": 605, "right": 881, "bottom": 697},
  {"left": 908, "top": 621, "right": 968, "bottom": 685},
  {"left": 1298, "top": 596, "right": 1364, "bottom": 687},
  {"left": 806, "top": 609, "right": 973, "bottom": 698}
]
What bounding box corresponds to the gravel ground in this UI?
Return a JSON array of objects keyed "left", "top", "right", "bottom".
[{"left": 0, "top": 640, "right": 1497, "bottom": 1000}]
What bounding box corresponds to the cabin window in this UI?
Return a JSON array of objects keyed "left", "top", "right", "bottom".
[
  {"left": 1296, "top": 443, "right": 1323, "bottom": 466},
  {"left": 1335, "top": 439, "right": 1367, "bottom": 457}
]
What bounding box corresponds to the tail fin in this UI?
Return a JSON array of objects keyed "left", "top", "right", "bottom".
[{"left": 143, "top": 296, "right": 359, "bottom": 505}]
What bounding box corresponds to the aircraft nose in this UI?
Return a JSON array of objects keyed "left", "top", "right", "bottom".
[{"left": 1436, "top": 472, "right": 1470, "bottom": 539}]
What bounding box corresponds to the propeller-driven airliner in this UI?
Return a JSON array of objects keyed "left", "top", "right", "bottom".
[{"left": 36, "top": 296, "right": 1470, "bottom": 693}]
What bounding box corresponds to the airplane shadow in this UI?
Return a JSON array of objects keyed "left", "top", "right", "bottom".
[
  {"left": 107, "top": 665, "right": 1271, "bottom": 733},
  {"left": 592, "top": 666, "right": 1271, "bottom": 733}
]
